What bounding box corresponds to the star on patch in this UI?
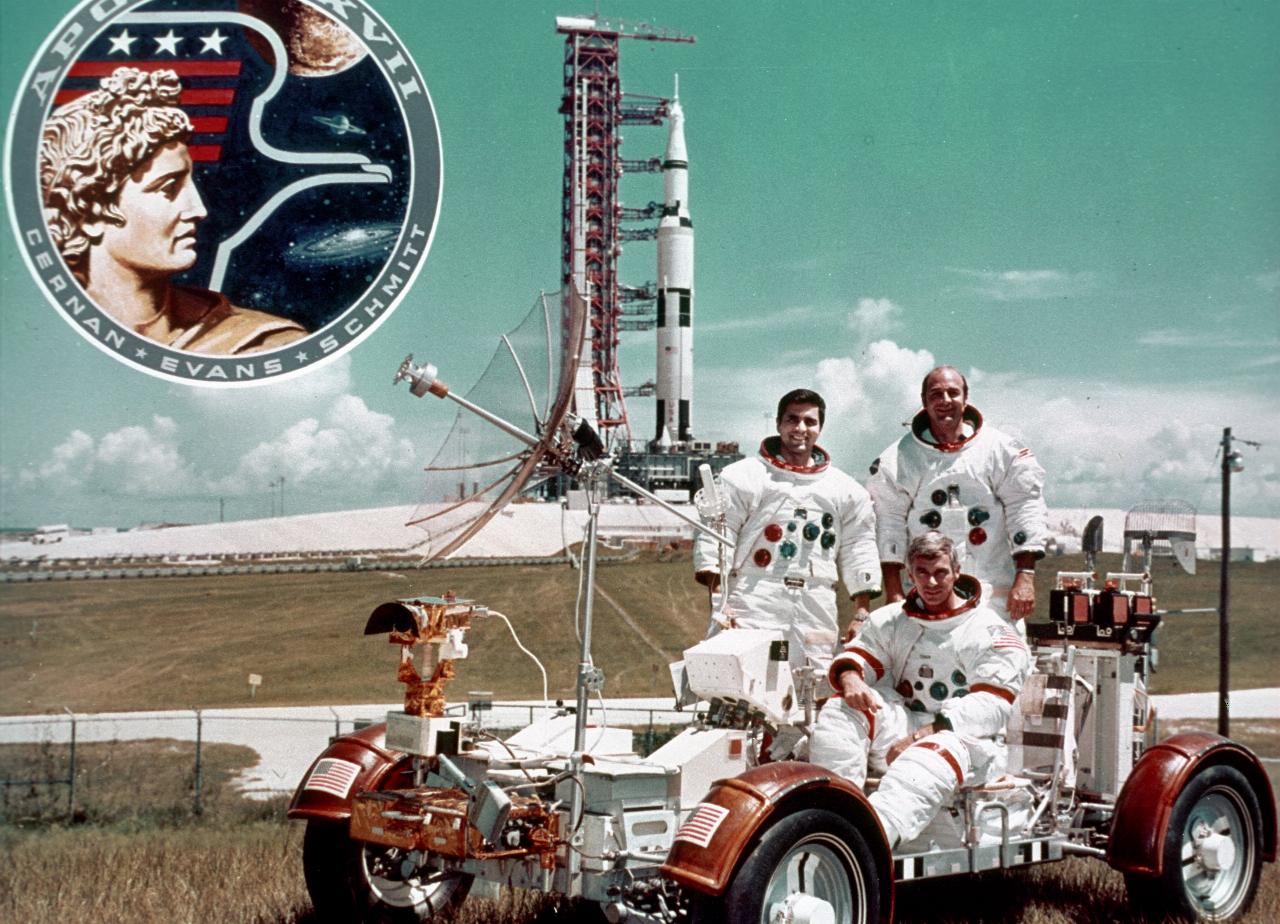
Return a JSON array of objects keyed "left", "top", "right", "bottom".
[
  {"left": 294, "top": 351, "right": 309, "bottom": 363},
  {"left": 135, "top": 347, "right": 148, "bottom": 359},
  {"left": 154, "top": 30, "right": 183, "bottom": 56},
  {"left": 107, "top": 29, "right": 138, "bottom": 55},
  {"left": 199, "top": 29, "right": 228, "bottom": 54}
]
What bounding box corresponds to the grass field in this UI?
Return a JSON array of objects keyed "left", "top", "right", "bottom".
[{"left": 2, "top": 551, "right": 1277, "bottom": 713}]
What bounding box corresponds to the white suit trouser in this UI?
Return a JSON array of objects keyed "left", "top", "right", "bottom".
[{"left": 810, "top": 692, "right": 976, "bottom": 847}]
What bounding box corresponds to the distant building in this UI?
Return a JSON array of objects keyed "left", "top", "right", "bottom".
[
  {"left": 1205, "top": 547, "right": 1258, "bottom": 563},
  {"left": 32, "top": 524, "right": 70, "bottom": 544}
]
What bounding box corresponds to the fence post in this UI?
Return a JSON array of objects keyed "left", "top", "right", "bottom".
[
  {"left": 193, "top": 709, "right": 203, "bottom": 816},
  {"left": 63, "top": 707, "right": 77, "bottom": 822},
  {"left": 645, "top": 710, "right": 655, "bottom": 756}
]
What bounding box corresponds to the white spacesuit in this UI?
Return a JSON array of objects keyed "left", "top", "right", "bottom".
[
  {"left": 868, "top": 407, "right": 1048, "bottom": 617},
  {"left": 694, "top": 438, "right": 881, "bottom": 666},
  {"left": 809, "top": 576, "right": 1030, "bottom": 847}
]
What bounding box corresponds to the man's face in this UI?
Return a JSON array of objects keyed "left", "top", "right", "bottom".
[
  {"left": 908, "top": 553, "right": 958, "bottom": 611},
  {"left": 95, "top": 141, "right": 206, "bottom": 280},
  {"left": 923, "top": 368, "right": 967, "bottom": 436},
  {"left": 776, "top": 402, "right": 822, "bottom": 464}
]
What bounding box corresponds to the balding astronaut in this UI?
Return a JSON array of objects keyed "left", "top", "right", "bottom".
[
  {"left": 810, "top": 532, "right": 1031, "bottom": 849},
  {"left": 868, "top": 366, "right": 1048, "bottom": 626}
]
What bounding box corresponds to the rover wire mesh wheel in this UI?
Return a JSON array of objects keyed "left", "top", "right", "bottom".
[
  {"left": 303, "top": 818, "right": 473, "bottom": 923},
  {"left": 1124, "top": 765, "right": 1264, "bottom": 922},
  {"left": 691, "top": 807, "right": 881, "bottom": 924}
]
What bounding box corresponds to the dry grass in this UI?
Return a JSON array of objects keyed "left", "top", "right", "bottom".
[
  {"left": 3, "top": 822, "right": 1274, "bottom": 924},
  {"left": 0, "top": 738, "right": 276, "bottom": 828},
  {"left": 893, "top": 856, "right": 1279, "bottom": 923}
]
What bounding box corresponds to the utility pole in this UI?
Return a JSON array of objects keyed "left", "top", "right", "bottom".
[
  {"left": 1217, "top": 428, "right": 1258, "bottom": 736},
  {"left": 1218, "top": 427, "right": 1231, "bottom": 737}
]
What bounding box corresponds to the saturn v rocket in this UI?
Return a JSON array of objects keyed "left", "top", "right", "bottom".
[{"left": 654, "top": 79, "right": 694, "bottom": 446}]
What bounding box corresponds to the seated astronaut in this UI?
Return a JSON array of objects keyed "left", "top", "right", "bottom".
[{"left": 809, "top": 532, "right": 1030, "bottom": 848}]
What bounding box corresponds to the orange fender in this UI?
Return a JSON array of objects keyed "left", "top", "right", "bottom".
[
  {"left": 287, "top": 723, "right": 413, "bottom": 822},
  {"left": 660, "top": 761, "right": 894, "bottom": 922},
  {"left": 1108, "top": 732, "right": 1277, "bottom": 876}
]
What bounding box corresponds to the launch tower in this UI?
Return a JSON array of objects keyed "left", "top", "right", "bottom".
[{"left": 556, "top": 15, "right": 692, "bottom": 449}]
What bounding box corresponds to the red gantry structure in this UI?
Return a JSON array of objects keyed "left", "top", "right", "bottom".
[{"left": 556, "top": 14, "right": 693, "bottom": 450}]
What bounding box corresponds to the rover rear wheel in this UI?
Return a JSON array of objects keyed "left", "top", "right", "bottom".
[
  {"left": 692, "top": 807, "right": 880, "bottom": 924},
  {"left": 303, "top": 818, "right": 473, "bottom": 923},
  {"left": 1123, "top": 765, "right": 1263, "bottom": 922}
]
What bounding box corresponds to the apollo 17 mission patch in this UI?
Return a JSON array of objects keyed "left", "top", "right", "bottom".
[{"left": 7, "top": 0, "right": 441, "bottom": 386}]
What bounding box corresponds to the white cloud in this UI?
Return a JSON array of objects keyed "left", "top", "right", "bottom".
[
  {"left": 1254, "top": 270, "right": 1280, "bottom": 293},
  {"left": 17, "top": 417, "right": 198, "bottom": 496},
  {"left": 700, "top": 305, "right": 821, "bottom": 334},
  {"left": 945, "top": 267, "right": 1097, "bottom": 301},
  {"left": 216, "top": 394, "right": 419, "bottom": 494},
  {"left": 183, "top": 353, "right": 356, "bottom": 423},
  {"left": 1138, "top": 329, "right": 1280, "bottom": 350},
  {"left": 975, "top": 375, "right": 1280, "bottom": 517},
  {"left": 847, "top": 297, "right": 902, "bottom": 342},
  {"left": 699, "top": 341, "right": 1280, "bottom": 517}
]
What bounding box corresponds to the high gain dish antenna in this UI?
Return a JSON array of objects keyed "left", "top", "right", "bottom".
[
  {"left": 393, "top": 284, "right": 734, "bottom": 885},
  {"left": 1122, "top": 500, "right": 1197, "bottom": 575}
]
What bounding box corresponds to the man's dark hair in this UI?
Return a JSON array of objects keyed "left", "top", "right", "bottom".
[
  {"left": 920, "top": 366, "right": 969, "bottom": 404},
  {"left": 776, "top": 389, "right": 826, "bottom": 427}
]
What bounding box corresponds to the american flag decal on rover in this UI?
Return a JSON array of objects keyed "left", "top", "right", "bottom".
[
  {"left": 304, "top": 758, "right": 361, "bottom": 798},
  {"left": 673, "top": 802, "right": 730, "bottom": 849}
]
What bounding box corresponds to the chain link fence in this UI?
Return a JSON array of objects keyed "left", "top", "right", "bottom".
[{"left": 0, "top": 702, "right": 698, "bottom": 824}]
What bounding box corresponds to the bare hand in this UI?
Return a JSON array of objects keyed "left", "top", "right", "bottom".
[
  {"left": 1007, "top": 572, "right": 1035, "bottom": 620},
  {"left": 886, "top": 722, "right": 935, "bottom": 765},
  {"left": 843, "top": 606, "right": 870, "bottom": 643},
  {"left": 839, "top": 672, "right": 879, "bottom": 712},
  {"left": 882, "top": 565, "right": 905, "bottom": 604},
  {"left": 886, "top": 736, "right": 913, "bottom": 766}
]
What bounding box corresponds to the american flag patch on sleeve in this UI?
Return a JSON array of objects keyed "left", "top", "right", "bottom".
[
  {"left": 304, "top": 758, "right": 362, "bottom": 798},
  {"left": 990, "top": 625, "right": 1028, "bottom": 651},
  {"left": 673, "top": 802, "right": 730, "bottom": 849}
]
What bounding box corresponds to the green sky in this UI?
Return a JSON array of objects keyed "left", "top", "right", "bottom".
[{"left": 1, "top": 0, "right": 1277, "bottom": 528}]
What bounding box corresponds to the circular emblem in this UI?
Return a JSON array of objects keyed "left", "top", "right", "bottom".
[
  {"left": 764, "top": 523, "right": 783, "bottom": 543},
  {"left": 752, "top": 548, "right": 772, "bottom": 568},
  {"left": 7, "top": 0, "right": 442, "bottom": 386},
  {"left": 969, "top": 527, "right": 988, "bottom": 545}
]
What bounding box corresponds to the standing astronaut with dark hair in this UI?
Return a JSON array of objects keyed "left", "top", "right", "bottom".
[{"left": 694, "top": 388, "right": 881, "bottom": 668}]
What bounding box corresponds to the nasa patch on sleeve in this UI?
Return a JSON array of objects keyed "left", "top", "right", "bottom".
[{"left": 7, "top": 0, "right": 442, "bottom": 386}]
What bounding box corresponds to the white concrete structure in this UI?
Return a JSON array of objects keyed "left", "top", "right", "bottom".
[
  {"left": 3, "top": 504, "right": 1276, "bottom": 567},
  {"left": 655, "top": 77, "right": 694, "bottom": 445}
]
